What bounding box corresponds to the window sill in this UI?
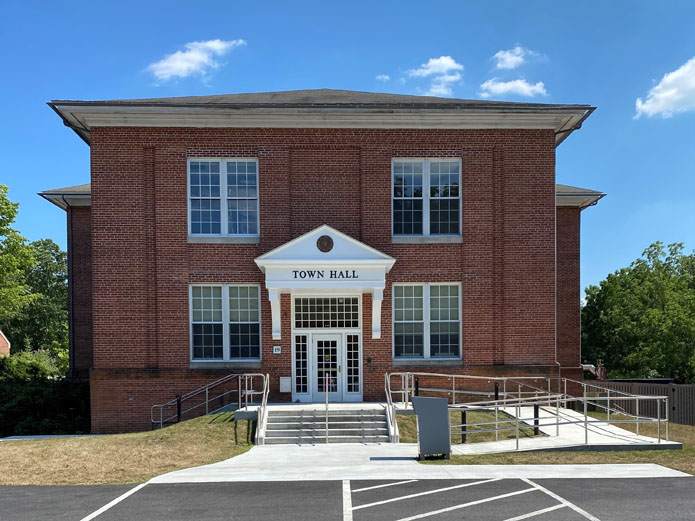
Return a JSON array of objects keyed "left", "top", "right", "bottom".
[
  {"left": 392, "top": 359, "right": 462, "bottom": 367},
  {"left": 391, "top": 236, "right": 463, "bottom": 244},
  {"left": 188, "top": 236, "right": 260, "bottom": 244},
  {"left": 190, "top": 361, "right": 262, "bottom": 369}
]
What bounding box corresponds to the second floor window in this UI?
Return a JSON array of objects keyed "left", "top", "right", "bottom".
[
  {"left": 189, "top": 159, "right": 259, "bottom": 236},
  {"left": 392, "top": 159, "right": 460, "bottom": 237}
]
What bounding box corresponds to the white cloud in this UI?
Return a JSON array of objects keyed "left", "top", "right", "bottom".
[
  {"left": 408, "top": 56, "right": 463, "bottom": 97},
  {"left": 635, "top": 57, "right": 695, "bottom": 118},
  {"left": 479, "top": 78, "right": 547, "bottom": 98},
  {"left": 493, "top": 46, "right": 535, "bottom": 70},
  {"left": 408, "top": 56, "right": 463, "bottom": 78},
  {"left": 147, "top": 39, "right": 246, "bottom": 81},
  {"left": 375, "top": 74, "right": 390, "bottom": 82}
]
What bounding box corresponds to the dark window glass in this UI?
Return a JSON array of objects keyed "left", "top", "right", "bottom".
[{"left": 192, "top": 323, "right": 223, "bottom": 359}]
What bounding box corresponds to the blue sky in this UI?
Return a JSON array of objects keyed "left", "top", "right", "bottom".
[{"left": 1, "top": 0, "right": 694, "bottom": 292}]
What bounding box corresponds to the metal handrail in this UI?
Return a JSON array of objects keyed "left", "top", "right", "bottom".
[
  {"left": 254, "top": 373, "right": 270, "bottom": 445},
  {"left": 151, "top": 372, "right": 267, "bottom": 429},
  {"left": 385, "top": 371, "right": 670, "bottom": 449}
]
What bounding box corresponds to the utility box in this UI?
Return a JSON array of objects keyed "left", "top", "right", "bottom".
[
  {"left": 411, "top": 396, "right": 451, "bottom": 460},
  {"left": 279, "top": 377, "right": 292, "bottom": 393}
]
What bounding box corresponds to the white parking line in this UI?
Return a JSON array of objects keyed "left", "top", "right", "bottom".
[
  {"left": 502, "top": 503, "right": 566, "bottom": 520},
  {"left": 522, "top": 479, "right": 602, "bottom": 521},
  {"left": 394, "top": 487, "right": 536, "bottom": 521},
  {"left": 343, "top": 480, "right": 353, "bottom": 521},
  {"left": 352, "top": 479, "right": 418, "bottom": 492},
  {"left": 352, "top": 478, "right": 501, "bottom": 511},
  {"left": 79, "top": 483, "right": 147, "bottom": 521}
]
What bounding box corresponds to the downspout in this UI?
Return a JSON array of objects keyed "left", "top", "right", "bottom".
[
  {"left": 554, "top": 178, "right": 561, "bottom": 382},
  {"left": 62, "top": 195, "right": 75, "bottom": 379}
]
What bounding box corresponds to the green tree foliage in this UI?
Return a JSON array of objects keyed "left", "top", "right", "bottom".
[
  {"left": 582, "top": 242, "right": 695, "bottom": 383},
  {"left": 0, "top": 185, "right": 35, "bottom": 324},
  {"left": 3, "top": 239, "right": 69, "bottom": 370}
]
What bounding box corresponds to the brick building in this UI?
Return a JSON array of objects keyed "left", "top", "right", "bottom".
[
  {"left": 40, "top": 89, "right": 603, "bottom": 433},
  {"left": 0, "top": 329, "right": 10, "bottom": 357}
]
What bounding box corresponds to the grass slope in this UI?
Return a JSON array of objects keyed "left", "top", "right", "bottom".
[
  {"left": 397, "top": 410, "right": 540, "bottom": 444},
  {"left": 0, "top": 412, "right": 253, "bottom": 485},
  {"left": 424, "top": 412, "right": 695, "bottom": 475}
]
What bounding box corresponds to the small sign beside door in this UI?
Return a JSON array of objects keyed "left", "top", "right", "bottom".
[{"left": 273, "top": 345, "right": 282, "bottom": 354}]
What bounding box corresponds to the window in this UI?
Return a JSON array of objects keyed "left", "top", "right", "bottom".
[
  {"left": 190, "top": 285, "right": 261, "bottom": 361},
  {"left": 189, "top": 159, "right": 259, "bottom": 236},
  {"left": 393, "top": 284, "right": 460, "bottom": 359},
  {"left": 294, "top": 297, "right": 359, "bottom": 329},
  {"left": 392, "top": 159, "right": 460, "bottom": 236}
]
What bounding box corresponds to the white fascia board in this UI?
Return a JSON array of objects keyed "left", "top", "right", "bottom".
[
  {"left": 56, "top": 105, "right": 587, "bottom": 131},
  {"left": 556, "top": 193, "right": 605, "bottom": 208}
]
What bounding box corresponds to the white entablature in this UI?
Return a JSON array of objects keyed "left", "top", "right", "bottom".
[{"left": 254, "top": 225, "right": 395, "bottom": 340}]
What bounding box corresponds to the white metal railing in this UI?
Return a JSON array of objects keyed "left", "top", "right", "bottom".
[
  {"left": 254, "top": 374, "right": 270, "bottom": 445},
  {"left": 384, "top": 372, "right": 670, "bottom": 449},
  {"left": 151, "top": 373, "right": 268, "bottom": 429}
]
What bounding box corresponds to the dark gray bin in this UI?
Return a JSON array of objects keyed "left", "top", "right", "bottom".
[{"left": 411, "top": 396, "right": 451, "bottom": 460}]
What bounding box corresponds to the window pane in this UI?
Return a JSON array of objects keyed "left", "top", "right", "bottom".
[
  {"left": 226, "top": 161, "right": 259, "bottom": 236},
  {"left": 394, "top": 286, "right": 425, "bottom": 358},
  {"left": 430, "top": 284, "right": 460, "bottom": 358},
  {"left": 293, "top": 297, "right": 359, "bottom": 328},
  {"left": 192, "top": 323, "right": 223, "bottom": 359},
  {"left": 190, "top": 162, "right": 221, "bottom": 235},
  {"left": 229, "top": 286, "right": 261, "bottom": 359}
]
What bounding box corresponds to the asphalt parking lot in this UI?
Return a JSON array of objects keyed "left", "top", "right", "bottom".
[{"left": 1, "top": 477, "right": 694, "bottom": 521}]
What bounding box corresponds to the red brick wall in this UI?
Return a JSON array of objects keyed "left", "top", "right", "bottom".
[
  {"left": 69, "top": 206, "right": 93, "bottom": 378},
  {"left": 556, "top": 206, "right": 581, "bottom": 370},
  {"left": 87, "top": 126, "right": 562, "bottom": 433},
  {"left": 0, "top": 330, "right": 9, "bottom": 357}
]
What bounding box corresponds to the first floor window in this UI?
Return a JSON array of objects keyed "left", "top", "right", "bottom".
[
  {"left": 393, "top": 283, "right": 460, "bottom": 359},
  {"left": 191, "top": 284, "right": 261, "bottom": 360}
]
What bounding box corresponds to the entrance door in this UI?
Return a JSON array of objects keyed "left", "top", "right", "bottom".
[{"left": 313, "top": 334, "right": 342, "bottom": 401}]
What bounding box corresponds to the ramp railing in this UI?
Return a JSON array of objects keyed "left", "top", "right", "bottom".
[
  {"left": 385, "top": 372, "right": 669, "bottom": 449},
  {"left": 151, "top": 372, "right": 268, "bottom": 430}
]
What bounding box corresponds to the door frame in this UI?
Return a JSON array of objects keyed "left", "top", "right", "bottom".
[{"left": 290, "top": 294, "right": 364, "bottom": 403}]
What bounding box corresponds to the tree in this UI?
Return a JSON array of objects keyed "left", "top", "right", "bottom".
[
  {"left": 582, "top": 242, "right": 695, "bottom": 383},
  {"left": 0, "top": 185, "right": 35, "bottom": 324},
  {"left": 3, "top": 239, "right": 69, "bottom": 368}
]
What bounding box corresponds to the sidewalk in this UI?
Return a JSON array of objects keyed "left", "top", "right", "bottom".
[{"left": 149, "top": 442, "right": 688, "bottom": 483}]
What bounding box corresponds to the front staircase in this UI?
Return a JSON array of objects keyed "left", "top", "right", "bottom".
[{"left": 264, "top": 407, "right": 390, "bottom": 444}]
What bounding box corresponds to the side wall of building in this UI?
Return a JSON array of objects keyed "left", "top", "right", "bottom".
[
  {"left": 556, "top": 206, "right": 582, "bottom": 381},
  {"left": 69, "top": 206, "right": 94, "bottom": 378},
  {"left": 88, "top": 127, "right": 559, "bottom": 433}
]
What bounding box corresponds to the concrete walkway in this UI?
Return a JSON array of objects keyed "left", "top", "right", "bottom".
[{"left": 150, "top": 442, "right": 688, "bottom": 483}]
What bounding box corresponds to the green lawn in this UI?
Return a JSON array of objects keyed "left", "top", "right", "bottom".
[{"left": 0, "top": 412, "right": 253, "bottom": 485}]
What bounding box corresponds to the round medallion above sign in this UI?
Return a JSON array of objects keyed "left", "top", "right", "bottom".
[{"left": 316, "top": 235, "right": 334, "bottom": 253}]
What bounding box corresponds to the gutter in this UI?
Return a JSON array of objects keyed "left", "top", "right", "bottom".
[{"left": 554, "top": 107, "right": 596, "bottom": 147}]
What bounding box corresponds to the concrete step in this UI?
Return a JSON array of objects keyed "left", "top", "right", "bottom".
[
  {"left": 264, "top": 435, "right": 389, "bottom": 445},
  {"left": 266, "top": 421, "right": 387, "bottom": 430},
  {"left": 266, "top": 428, "right": 388, "bottom": 437},
  {"left": 267, "top": 409, "right": 386, "bottom": 417},
  {"left": 267, "top": 414, "right": 386, "bottom": 423}
]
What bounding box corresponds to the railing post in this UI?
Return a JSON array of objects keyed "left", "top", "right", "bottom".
[
  {"left": 238, "top": 376, "right": 242, "bottom": 410},
  {"left": 607, "top": 390, "right": 611, "bottom": 422},
  {"left": 665, "top": 398, "right": 669, "bottom": 441},
  {"left": 636, "top": 399, "right": 640, "bottom": 436},
  {"left": 160, "top": 407, "right": 163, "bottom": 430},
  {"left": 206, "top": 387, "right": 209, "bottom": 415},
  {"left": 583, "top": 384, "right": 588, "bottom": 444},
  {"left": 325, "top": 371, "right": 329, "bottom": 444},
  {"left": 415, "top": 377, "right": 420, "bottom": 397},
  {"left": 494, "top": 382, "right": 499, "bottom": 402},
  {"left": 452, "top": 377, "right": 456, "bottom": 405},
  {"left": 503, "top": 380, "right": 507, "bottom": 407},
  {"left": 657, "top": 398, "right": 661, "bottom": 443},
  {"left": 555, "top": 393, "right": 560, "bottom": 436},
  {"left": 515, "top": 403, "right": 520, "bottom": 450},
  {"left": 176, "top": 395, "right": 182, "bottom": 423},
  {"left": 534, "top": 402, "right": 540, "bottom": 436},
  {"left": 495, "top": 405, "right": 499, "bottom": 442},
  {"left": 564, "top": 378, "right": 567, "bottom": 409},
  {"left": 245, "top": 375, "right": 249, "bottom": 409},
  {"left": 547, "top": 377, "right": 551, "bottom": 406}
]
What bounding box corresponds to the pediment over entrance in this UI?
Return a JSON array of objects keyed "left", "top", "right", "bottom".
[{"left": 255, "top": 225, "right": 395, "bottom": 340}]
